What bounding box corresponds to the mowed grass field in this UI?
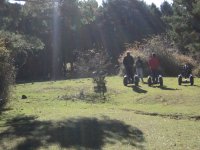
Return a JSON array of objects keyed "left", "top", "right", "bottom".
[{"left": 0, "top": 77, "right": 200, "bottom": 150}]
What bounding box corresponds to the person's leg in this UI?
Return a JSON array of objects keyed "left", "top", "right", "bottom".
[
  {"left": 125, "top": 67, "right": 129, "bottom": 76},
  {"left": 139, "top": 68, "right": 144, "bottom": 82},
  {"left": 154, "top": 70, "right": 159, "bottom": 83},
  {"left": 137, "top": 68, "right": 141, "bottom": 82},
  {"left": 129, "top": 67, "right": 134, "bottom": 81},
  {"left": 152, "top": 70, "right": 157, "bottom": 83},
  {"left": 125, "top": 66, "right": 133, "bottom": 81},
  {"left": 136, "top": 68, "right": 139, "bottom": 76}
]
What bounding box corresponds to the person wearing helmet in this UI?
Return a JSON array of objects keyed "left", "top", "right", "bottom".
[{"left": 182, "top": 63, "right": 192, "bottom": 78}]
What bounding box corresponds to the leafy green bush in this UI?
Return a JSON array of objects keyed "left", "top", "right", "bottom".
[
  {"left": 0, "top": 39, "right": 15, "bottom": 108},
  {"left": 193, "top": 66, "right": 200, "bottom": 77}
]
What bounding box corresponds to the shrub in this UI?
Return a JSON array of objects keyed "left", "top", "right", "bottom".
[
  {"left": 0, "top": 39, "right": 15, "bottom": 108},
  {"left": 92, "top": 71, "right": 107, "bottom": 96},
  {"left": 119, "top": 35, "right": 199, "bottom": 77},
  {"left": 75, "top": 49, "right": 110, "bottom": 96}
]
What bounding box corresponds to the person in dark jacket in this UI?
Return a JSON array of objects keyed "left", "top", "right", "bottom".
[
  {"left": 182, "top": 63, "right": 192, "bottom": 78},
  {"left": 123, "top": 52, "right": 134, "bottom": 81}
]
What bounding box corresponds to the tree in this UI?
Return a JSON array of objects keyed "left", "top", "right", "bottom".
[
  {"left": 91, "top": 0, "right": 166, "bottom": 61},
  {"left": 0, "top": 1, "right": 46, "bottom": 80},
  {"left": 165, "top": 0, "right": 200, "bottom": 55},
  {"left": 160, "top": 1, "right": 173, "bottom": 16},
  {"left": 0, "top": 0, "right": 168, "bottom": 80},
  {"left": 150, "top": 3, "right": 162, "bottom": 18}
]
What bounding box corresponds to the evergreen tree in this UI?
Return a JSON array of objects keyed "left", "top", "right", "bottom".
[
  {"left": 160, "top": 1, "right": 173, "bottom": 16},
  {"left": 165, "top": 0, "right": 200, "bottom": 54}
]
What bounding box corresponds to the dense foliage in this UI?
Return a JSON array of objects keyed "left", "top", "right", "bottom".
[
  {"left": 164, "top": 0, "right": 200, "bottom": 57},
  {"left": 1, "top": 0, "right": 199, "bottom": 80},
  {"left": 0, "top": 39, "right": 14, "bottom": 108},
  {"left": 0, "top": 0, "right": 165, "bottom": 80}
]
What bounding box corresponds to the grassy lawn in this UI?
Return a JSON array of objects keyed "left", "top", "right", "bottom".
[{"left": 0, "top": 76, "right": 200, "bottom": 150}]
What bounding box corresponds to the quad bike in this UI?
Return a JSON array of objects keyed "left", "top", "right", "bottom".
[
  {"left": 147, "top": 74, "right": 163, "bottom": 87},
  {"left": 178, "top": 64, "right": 194, "bottom": 86},
  {"left": 123, "top": 74, "right": 139, "bottom": 86}
]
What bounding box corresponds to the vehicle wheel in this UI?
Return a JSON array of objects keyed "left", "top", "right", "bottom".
[
  {"left": 147, "top": 76, "right": 152, "bottom": 86},
  {"left": 134, "top": 75, "right": 139, "bottom": 86},
  {"left": 190, "top": 75, "right": 194, "bottom": 86},
  {"left": 178, "top": 75, "right": 182, "bottom": 85},
  {"left": 123, "top": 76, "right": 128, "bottom": 86},
  {"left": 159, "top": 76, "right": 163, "bottom": 87}
]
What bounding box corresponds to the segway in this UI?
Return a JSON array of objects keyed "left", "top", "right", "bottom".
[
  {"left": 178, "top": 64, "right": 194, "bottom": 86},
  {"left": 123, "top": 74, "right": 139, "bottom": 86},
  {"left": 147, "top": 74, "right": 163, "bottom": 87}
]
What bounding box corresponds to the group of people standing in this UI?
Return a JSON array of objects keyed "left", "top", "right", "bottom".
[{"left": 123, "top": 52, "right": 160, "bottom": 83}]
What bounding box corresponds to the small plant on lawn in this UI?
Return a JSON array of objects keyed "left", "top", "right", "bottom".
[
  {"left": 75, "top": 49, "right": 111, "bottom": 97},
  {"left": 93, "top": 71, "right": 107, "bottom": 96}
]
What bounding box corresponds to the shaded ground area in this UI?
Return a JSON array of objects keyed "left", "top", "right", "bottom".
[
  {"left": 0, "top": 115, "right": 144, "bottom": 150},
  {"left": 122, "top": 109, "right": 200, "bottom": 121},
  {"left": 132, "top": 86, "right": 148, "bottom": 93}
]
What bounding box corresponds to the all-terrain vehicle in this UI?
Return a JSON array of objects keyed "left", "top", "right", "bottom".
[
  {"left": 147, "top": 73, "right": 163, "bottom": 87},
  {"left": 178, "top": 64, "right": 194, "bottom": 86},
  {"left": 123, "top": 74, "right": 139, "bottom": 86}
]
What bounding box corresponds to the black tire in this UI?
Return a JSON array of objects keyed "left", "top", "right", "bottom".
[
  {"left": 147, "top": 76, "right": 152, "bottom": 86},
  {"left": 134, "top": 75, "right": 139, "bottom": 86},
  {"left": 159, "top": 76, "right": 163, "bottom": 87},
  {"left": 178, "top": 75, "right": 182, "bottom": 85},
  {"left": 123, "top": 76, "right": 128, "bottom": 86},
  {"left": 190, "top": 75, "right": 194, "bottom": 86}
]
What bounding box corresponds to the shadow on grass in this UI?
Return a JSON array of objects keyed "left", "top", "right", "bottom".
[
  {"left": 180, "top": 84, "right": 200, "bottom": 87},
  {"left": 148, "top": 85, "right": 178, "bottom": 90},
  {"left": 0, "top": 107, "right": 13, "bottom": 115},
  {"left": 0, "top": 115, "right": 145, "bottom": 150},
  {"left": 160, "top": 86, "right": 179, "bottom": 90},
  {"left": 142, "top": 82, "right": 148, "bottom": 85},
  {"left": 132, "top": 86, "right": 148, "bottom": 94},
  {"left": 193, "top": 85, "right": 200, "bottom": 88}
]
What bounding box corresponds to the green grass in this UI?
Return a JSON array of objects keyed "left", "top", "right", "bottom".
[{"left": 0, "top": 77, "right": 200, "bottom": 150}]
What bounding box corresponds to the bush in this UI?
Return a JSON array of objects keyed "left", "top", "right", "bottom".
[
  {"left": 193, "top": 66, "right": 200, "bottom": 77},
  {"left": 93, "top": 71, "right": 107, "bottom": 96},
  {"left": 0, "top": 39, "right": 15, "bottom": 108},
  {"left": 74, "top": 49, "right": 110, "bottom": 96},
  {"left": 119, "top": 35, "right": 199, "bottom": 77}
]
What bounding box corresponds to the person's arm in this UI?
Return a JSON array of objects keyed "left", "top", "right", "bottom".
[
  {"left": 123, "top": 58, "right": 125, "bottom": 65},
  {"left": 123, "top": 57, "right": 127, "bottom": 66},
  {"left": 148, "top": 59, "right": 151, "bottom": 69}
]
